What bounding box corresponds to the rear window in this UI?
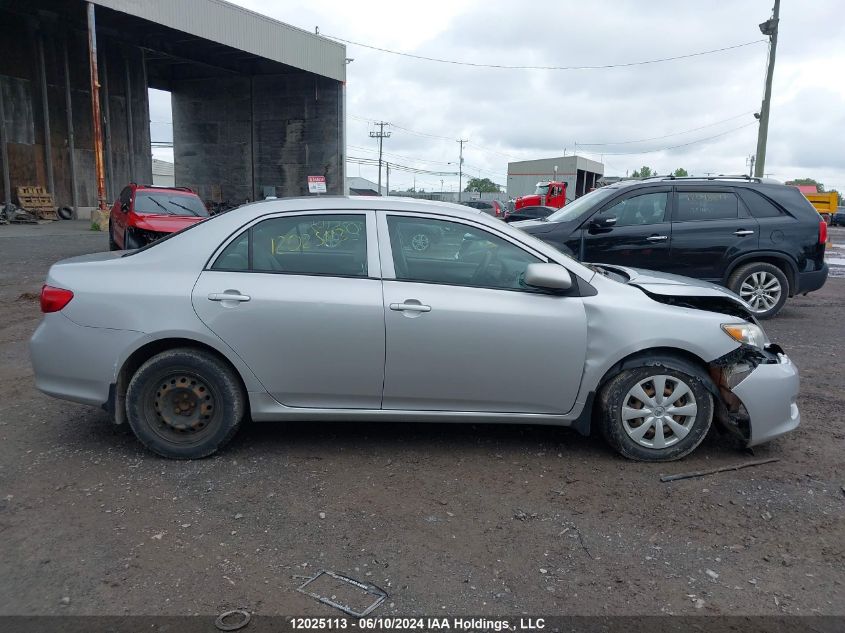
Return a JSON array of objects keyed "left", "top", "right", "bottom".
[
  {"left": 134, "top": 191, "right": 209, "bottom": 217},
  {"left": 675, "top": 191, "right": 738, "bottom": 221}
]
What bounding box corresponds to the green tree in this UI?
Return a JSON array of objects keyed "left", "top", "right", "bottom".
[
  {"left": 631, "top": 166, "right": 654, "bottom": 178},
  {"left": 464, "top": 177, "right": 502, "bottom": 193},
  {"left": 672, "top": 168, "right": 689, "bottom": 177},
  {"left": 787, "top": 178, "right": 824, "bottom": 192}
]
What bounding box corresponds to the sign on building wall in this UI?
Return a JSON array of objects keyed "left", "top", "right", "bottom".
[{"left": 307, "top": 176, "right": 327, "bottom": 194}]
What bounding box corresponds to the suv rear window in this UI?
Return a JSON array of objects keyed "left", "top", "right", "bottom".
[
  {"left": 737, "top": 189, "right": 785, "bottom": 218},
  {"left": 675, "top": 191, "right": 738, "bottom": 221}
]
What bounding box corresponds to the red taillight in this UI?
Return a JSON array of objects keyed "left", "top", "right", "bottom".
[
  {"left": 819, "top": 219, "right": 827, "bottom": 245},
  {"left": 40, "top": 285, "right": 74, "bottom": 313}
]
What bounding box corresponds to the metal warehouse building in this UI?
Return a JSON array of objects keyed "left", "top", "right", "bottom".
[
  {"left": 0, "top": 0, "right": 346, "bottom": 216},
  {"left": 507, "top": 155, "right": 604, "bottom": 200}
]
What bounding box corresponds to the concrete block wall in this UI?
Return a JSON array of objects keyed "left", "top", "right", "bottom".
[{"left": 172, "top": 72, "right": 343, "bottom": 203}]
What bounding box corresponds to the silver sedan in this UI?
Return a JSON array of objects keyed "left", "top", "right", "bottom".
[{"left": 30, "top": 197, "right": 799, "bottom": 460}]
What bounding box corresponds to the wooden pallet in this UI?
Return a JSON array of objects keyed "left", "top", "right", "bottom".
[{"left": 16, "top": 186, "right": 58, "bottom": 221}]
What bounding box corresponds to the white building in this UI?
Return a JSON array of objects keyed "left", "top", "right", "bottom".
[{"left": 507, "top": 155, "right": 604, "bottom": 200}]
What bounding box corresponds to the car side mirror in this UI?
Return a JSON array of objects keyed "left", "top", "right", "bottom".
[
  {"left": 590, "top": 215, "right": 617, "bottom": 229},
  {"left": 523, "top": 263, "right": 572, "bottom": 292},
  {"left": 120, "top": 201, "right": 129, "bottom": 212}
]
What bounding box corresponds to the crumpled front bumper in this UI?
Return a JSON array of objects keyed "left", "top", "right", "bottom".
[{"left": 731, "top": 352, "right": 800, "bottom": 446}]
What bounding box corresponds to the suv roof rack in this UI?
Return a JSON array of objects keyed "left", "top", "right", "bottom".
[{"left": 638, "top": 174, "right": 764, "bottom": 183}]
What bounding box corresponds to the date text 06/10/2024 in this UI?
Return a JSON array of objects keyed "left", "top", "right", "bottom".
[{"left": 290, "top": 618, "right": 546, "bottom": 631}]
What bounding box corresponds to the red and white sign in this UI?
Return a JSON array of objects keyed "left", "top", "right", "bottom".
[{"left": 307, "top": 176, "right": 327, "bottom": 194}]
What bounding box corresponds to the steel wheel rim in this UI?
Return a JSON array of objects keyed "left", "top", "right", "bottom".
[
  {"left": 150, "top": 371, "right": 217, "bottom": 444},
  {"left": 621, "top": 374, "right": 698, "bottom": 450},
  {"left": 739, "top": 271, "right": 781, "bottom": 313},
  {"left": 411, "top": 233, "right": 430, "bottom": 251}
]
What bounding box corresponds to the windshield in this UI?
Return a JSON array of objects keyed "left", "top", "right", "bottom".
[
  {"left": 134, "top": 192, "right": 209, "bottom": 217},
  {"left": 546, "top": 188, "right": 617, "bottom": 223},
  {"left": 533, "top": 184, "right": 550, "bottom": 195}
]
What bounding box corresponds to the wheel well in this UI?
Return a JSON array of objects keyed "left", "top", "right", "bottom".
[
  {"left": 112, "top": 338, "right": 249, "bottom": 425},
  {"left": 727, "top": 257, "right": 795, "bottom": 296},
  {"left": 596, "top": 347, "right": 712, "bottom": 393}
]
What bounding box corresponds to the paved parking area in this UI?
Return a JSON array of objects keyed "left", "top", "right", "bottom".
[{"left": 0, "top": 221, "right": 843, "bottom": 616}]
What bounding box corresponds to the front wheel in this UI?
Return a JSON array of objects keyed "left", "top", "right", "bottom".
[
  {"left": 108, "top": 221, "right": 119, "bottom": 251},
  {"left": 599, "top": 365, "right": 713, "bottom": 461},
  {"left": 126, "top": 348, "right": 245, "bottom": 459},
  {"left": 727, "top": 262, "right": 788, "bottom": 319}
]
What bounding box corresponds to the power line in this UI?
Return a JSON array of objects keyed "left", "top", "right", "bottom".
[
  {"left": 592, "top": 121, "right": 757, "bottom": 156},
  {"left": 575, "top": 111, "right": 756, "bottom": 146},
  {"left": 325, "top": 34, "right": 765, "bottom": 71}
]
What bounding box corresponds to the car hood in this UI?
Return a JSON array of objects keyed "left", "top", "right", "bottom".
[
  {"left": 132, "top": 213, "right": 205, "bottom": 233},
  {"left": 597, "top": 264, "right": 756, "bottom": 318},
  {"left": 511, "top": 218, "right": 560, "bottom": 233}
]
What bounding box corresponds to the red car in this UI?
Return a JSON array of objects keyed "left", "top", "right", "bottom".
[{"left": 109, "top": 184, "right": 209, "bottom": 250}]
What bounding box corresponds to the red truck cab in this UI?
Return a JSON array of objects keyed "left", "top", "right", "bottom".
[
  {"left": 515, "top": 181, "right": 567, "bottom": 210},
  {"left": 109, "top": 184, "right": 209, "bottom": 250}
]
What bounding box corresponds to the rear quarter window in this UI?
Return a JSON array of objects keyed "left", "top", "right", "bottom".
[{"left": 737, "top": 189, "right": 785, "bottom": 218}]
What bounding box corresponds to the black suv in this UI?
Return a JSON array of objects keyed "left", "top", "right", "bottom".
[{"left": 517, "top": 176, "right": 829, "bottom": 318}]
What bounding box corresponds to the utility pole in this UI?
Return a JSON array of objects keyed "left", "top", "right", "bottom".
[
  {"left": 747, "top": 154, "right": 756, "bottom": 177},
  {"left": 385, "top": 162, "right": 390, "bottom": 197},
  {"left": 457, "top": 139, "right": 467, "bottom": 202},
  {"left": 369, "top": 121, "right": 390, "bottom": 194},
  {"left": 754, "top": 0, "right": 780, "bottom": 178}
]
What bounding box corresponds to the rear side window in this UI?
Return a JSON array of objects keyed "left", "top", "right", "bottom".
[
  {"left": 738, "top": 189, "right": 786, "bottom": 218},
  {"left": 675, "top": 191, "right": 738, "bottom": 221},
  {"left": 212, "top": 214, "right": 368, "bottom": 277}
]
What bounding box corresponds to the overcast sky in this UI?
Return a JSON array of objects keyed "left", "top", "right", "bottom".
[{"left": 149, "top": 0, "right": 845, "bottom": 194}]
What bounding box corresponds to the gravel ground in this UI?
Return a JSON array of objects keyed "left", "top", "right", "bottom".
[{"left": 0, "top": 221, "right": 843, "bottom": 617}]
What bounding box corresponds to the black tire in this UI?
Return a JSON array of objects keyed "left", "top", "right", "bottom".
[
  {"left": 727, "top": 262, "right": 789, "bottom": 319},
  {"left": 599, "top": 364, "right": 713, "bottom": 462},
  {"left": 108, "top": 220, "right": 119, "bottom": 251},
  {"left": 58, "top": 206, "right": 73, "bottom": 220},
  {"left": 126, "top": 348, "right": 245, "bottom": 459}
]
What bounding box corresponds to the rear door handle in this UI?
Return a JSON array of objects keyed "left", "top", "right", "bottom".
[
  {"left": 646, "top": 235, "right": 668, "bottom": 242},
  {"left": 208, "top": 292, "right": 251, "bottom": 302},
  {"left": 389, "top": 302, "right": 431, "bottom": 312},
  {"left": 734, "top": 229, "right": 755, "bottom": 236}
]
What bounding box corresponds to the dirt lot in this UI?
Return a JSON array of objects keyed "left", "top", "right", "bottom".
[{"left": 0, "top": 221, "right": 843, "bottom": 617}]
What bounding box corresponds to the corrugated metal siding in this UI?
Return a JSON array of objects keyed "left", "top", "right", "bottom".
[{"left": 91, "top": 0, "right": 346, "bottom": 82}]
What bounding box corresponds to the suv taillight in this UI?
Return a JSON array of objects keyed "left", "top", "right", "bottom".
[
  {"left": 40, "top": 285, "right": 74, "bottom": 313},
  {"left": 819, "top": 219, "right": 827, "bottom": 245}
]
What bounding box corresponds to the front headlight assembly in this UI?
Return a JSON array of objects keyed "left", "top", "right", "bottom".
[{"left": 721, "top": 323, "right": 768, "bottom": 350}]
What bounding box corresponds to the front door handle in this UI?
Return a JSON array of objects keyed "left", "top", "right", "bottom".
[
  {"left": 734, "top": 229, "right": 755, "bottom": 236},
  {"left": 646, "top": 235, "right": 668, "bottom": 242},
  {"left": 208, "top": 292, "right": 251, "bottom": 302},
  {"left": 389, "top": 302, "right": 431, "bottom": 313}
]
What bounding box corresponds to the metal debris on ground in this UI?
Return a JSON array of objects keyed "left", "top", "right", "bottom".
[
  {"left": 215, "top": 609, "right": 251, "bottom": 631},
  {"left": 297, "top": 570, "right": 387, "bottom": 617},
  {"left": 1, "top": 203, "right": 38, "bottom": 224},
  {"left": 660, "top": 458, "right": 780, "bottom": 483}
]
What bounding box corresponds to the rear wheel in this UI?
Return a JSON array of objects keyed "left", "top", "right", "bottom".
[
  {"left": 599, "top": 365, "right": 713, "bottom": 461},
  {"left": 126, "top": 348, "right": 245, "bottom": 459},
  {"left": 727, "top": 262, "right": 788, "bottom": 319}
]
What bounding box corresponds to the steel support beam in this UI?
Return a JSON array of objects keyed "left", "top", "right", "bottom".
[
  {"left": 0, "top": 82, "right": 10, "bottom": 206},
  {"left": 37, "top": 31, "right": 55, "bottom": 195},
  {"left": 124, "top": 55, "right": 135, "bottom": 180},
  {"left": 63, "top": 36, "right": 79, "bottom": 216},
  {"left": 87, "top": 2, "right": 107, "bottom": 211},
  {"left": 101, "top": 51, "right": 114, "bottom": 201}
]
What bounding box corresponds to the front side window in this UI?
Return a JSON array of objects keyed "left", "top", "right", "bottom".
[
  {"left": 250, "top": 214, "right": 367, "bottom": 277},
  {"left": 387, "top": 216, "right": 540, "bottom": 291},
  {"left": 601, "top": 192, "right": 668, "bottom": 227},
  {"left": 675, "top": 191, "right": 738, "bottom": 221}
]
